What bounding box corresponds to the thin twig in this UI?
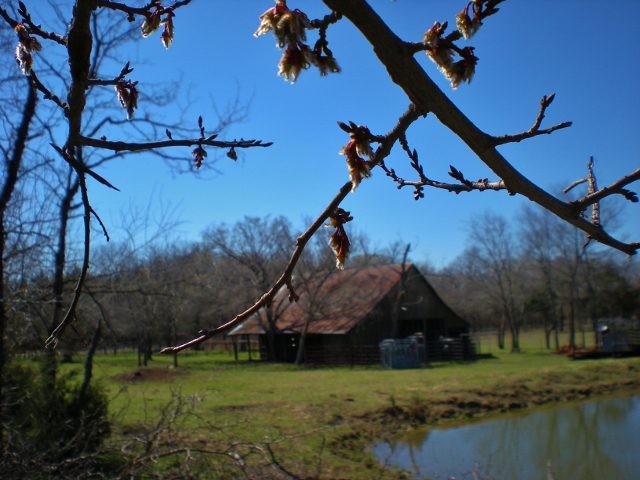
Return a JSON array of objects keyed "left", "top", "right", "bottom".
[
  {"left": 87, "top": 61, "right": 134, "bottom": 86},
  {"left": 78, "top": 135, "right": 272, "bottom": 152},
  {"left": 90, "top": 207, "right": 110, "bottom": 241},
  {"left": 96, "top": 0, "right": 191, "bottom": 19},
  {"left": 263, "top": 443, "right": 302, "bottom": 480},
  {"left": 563, "top": 177, "right": 587, "bottom": 195},
  {"left": 492, "top": 94, "right": 572, "bottom": 145},
  {"left": 586, "top": 157, "right": 599, "bottom": 226},
  {"left": 0, "top": 6, "right": 19, "bottom": 29},
  {"left": 45, "top": 171, "right": 91, "bottom": 348},
  {"left": 571, "top": 167, "right": 640, "bottom": 212},
  {"left": 51, "top": 144, "right": 120, "bottom": 191},
  {"left": 381, "top": 160, "right": 506, "bottom": 196},
  {"left": 29, "top": 70, "right": 69, "bottom": 112}
]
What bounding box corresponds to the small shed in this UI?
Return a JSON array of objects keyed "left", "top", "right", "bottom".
[
  {"left": 596, "top": 318, "right": 640, "bottom": 355},
  {"left": 229, "top": 264, "right": 472, "bottom": 364}
]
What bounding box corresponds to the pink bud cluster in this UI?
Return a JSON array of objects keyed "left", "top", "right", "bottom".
[
  {"left": 255, "top": 0, "right": 340, "bottom": 83},
  {"left": 114, "top": 82, "right": 139, "bottom": 120},
  {"left": 141, "top": 5, "right": 175, "bottom": 49},
  {"left": 326, "top": 208, "right": 353, "bottom": 269},
  {"left": 423, "top": 21, "right": 478, "bottom": 89},
  {"left": 14, "top": 22, "right": 42, "bottom": 75},
  {"left": 339, "top": 125, "right": 374, "bottom": 192}
]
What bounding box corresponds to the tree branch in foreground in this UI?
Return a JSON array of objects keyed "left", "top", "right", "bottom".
[
  {"left": 0, "top": 2, "right": 66, "bottom": 45},
  {"left": 380, "top": 132, "right": 506, "bottom": 199},
  {"left": 78, "top": 135, "right": 272, "bottom": 152},
  {"left": 492, "top": 94, "right": 572, "bottom": 146},
  {"left": 160, "top": 180, "right": 354, "bottom": 354},
  {"left": 86, "top": 61, "right": 134, "bottom": 87},
  {"left": 50, "top": 144, "right": 120, "bottom": 191},
  {"left": 322, "top": 0, "right": 638, "bottom": 256},
  {"left": 28, "top": 70, "right": 69, "bottom": 112},
  {"left": 96, "top": 0, "right": 191, "bottom": 20},
  {"left": 568, "top": 166, "right": 640, "bottom": 212}
]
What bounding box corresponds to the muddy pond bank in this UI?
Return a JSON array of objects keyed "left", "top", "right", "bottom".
[
  {"left": 373, "top": 395, "right": 640, "bottom": 480},
  {"left": 329, "top": 359, "right": 640, "bottom": 478}
]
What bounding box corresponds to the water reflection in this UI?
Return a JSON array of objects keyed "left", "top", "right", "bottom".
[{"left": 373, "top": 395, "right": 640, "bottom": 480}]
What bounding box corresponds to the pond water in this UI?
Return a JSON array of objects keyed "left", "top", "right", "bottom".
[{"left": 373, "top": 395, "right": 640, "bottom": 480}]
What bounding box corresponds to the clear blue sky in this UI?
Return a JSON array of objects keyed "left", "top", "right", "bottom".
[{"left": 32, "top": 1, "right": 640, "bottom": 267}]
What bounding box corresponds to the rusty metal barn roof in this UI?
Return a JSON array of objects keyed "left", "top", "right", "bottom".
[{"left": 229, "top": 264, "right": 409, "bottom": 336}]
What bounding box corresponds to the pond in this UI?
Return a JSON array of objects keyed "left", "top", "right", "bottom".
[{"left": 373, "top": 395, "right": 640, "bottom": 480}]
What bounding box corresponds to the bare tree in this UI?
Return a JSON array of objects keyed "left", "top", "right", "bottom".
[
  {"left": 521, "top": 206, "right": 562, "bottom": 350},
  {"left": 0, "top": 80, "right": 37, "bottom": 442},
  {"left": 464, "top": 213, "right": 524, "bottom": 352},
  {"left": 389, "top": 244, "right": 412, "bottom": 340},
  {"left": 204, "top": 216, "right": 294, "bottom": 360}
]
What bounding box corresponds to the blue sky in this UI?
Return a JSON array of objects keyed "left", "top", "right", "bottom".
[{"left": 28, "top": 0, "right": 640, "bottom": 267}]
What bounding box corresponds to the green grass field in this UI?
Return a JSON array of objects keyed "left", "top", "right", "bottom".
[{"left": 50, "top": 330, "right": 640, "bottom": 478}]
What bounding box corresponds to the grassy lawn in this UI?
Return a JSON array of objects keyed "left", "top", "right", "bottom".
[{"left": 51, "top": 330, "right": 640, "bottom": 478}]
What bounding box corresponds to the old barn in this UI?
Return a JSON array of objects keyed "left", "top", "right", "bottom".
[{"left": 228, "top": 264, "right": 472, "bottom": 364}]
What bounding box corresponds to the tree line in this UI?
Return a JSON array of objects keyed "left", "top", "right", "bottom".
[
  {"left": 5, "top": 211, "right": 637, "bottom": 361},
  {"left": 430, "top": 208, "right": 639, "bottom": 353},
  {"left": 7, "top": 214, "right": 411, "bottom": 361}
]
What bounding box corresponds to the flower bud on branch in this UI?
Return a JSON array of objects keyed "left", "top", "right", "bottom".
[
  {"left": 114, "top": 81, "right": 139, "bottom": 119},
  {"left": 191, "top": 145, "right": 207, "bottom": 169},
  {"left": 141, "top": 7, "right": 162, "bottom": 37},
  {"left": 161, "top": 9, "right": 175, "bottom": 49},
  {"left": 141, "top": 4, "right": 176, "bottom": 48},
  {"left": 326, "top": 208, "right": 353, "bottom": 269},
  {"left": 14, "top": 21, "right": 41, "bottom": 74},
  {"left": 226, "top": 147, "right": 237, "bottom": 161},
  {"left": 456, "top": 0, "right": 505, "bottom": 39},
  {"left": 424, "top": 21, "right": 454, "bottom": 75},
  {"left": 256, "top": 0, "right": 340, "bottom": 82},
  {"left": 423, "top": 21, "right": 478, "bottom": 89},
  {"left": 338, "top": 122, "right": 375, "bottom": 191}
]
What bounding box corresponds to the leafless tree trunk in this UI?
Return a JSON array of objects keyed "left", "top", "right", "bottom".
[
  {"left": 205, "top": 217, "right": 294, "bottom": 361},
  {"left": 390, "top": 244, "right": 411, "bottom": 339},
  {"left": 77, "top": 318, "right": 101, "bottom": 409},
  {"left": 0, "top": 80, "right": 37, "bottom": 444},
  {"left": 464, "top": 213, "right": 524, "bottom": 352}
]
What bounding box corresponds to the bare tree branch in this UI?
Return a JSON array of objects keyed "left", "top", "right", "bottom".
[
  {"left": 380, "top": 132, "right": 506, "bottom": 198},
  {"left": 322, "top": 0, "right": 638, "bottom": 256},
  {"left": 160, "top": 180, "right": 354, "bottom": 354},
  {"left": 492, "top": 94, "right": 572, "bottom": 146},
  {"left": 570, "top": 166, "right": 640, "bottom": 212},
  {"left": 0, "top": 4, "right": 66, "bottom": 45},
  {"left": 96, "top": 0, "right": 191, "bottom": 19},
  {"left": 50, "top": 143, "right": 120, "bottom": 191},
  {"left": 86, "top": 60, "right": 134, "bottom": 86},
  {"left": 78, "top": 134, "right": 272, "bottom": 153},
  {"left": 28, "top": 70, "right": 69, "bottom": 112}
]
